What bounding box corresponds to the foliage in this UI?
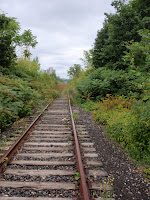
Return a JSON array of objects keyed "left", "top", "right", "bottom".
[
  {"left": 0, "top": 58, "right": 61, "bottom": 132},
  {"left": 143, "top": 168, "right": 150, "bottom": 179},
  {"left": 74, "top": 172, "right": 80, "bottom": 180},
  {"left": 16, "top": 29, "right": 37, "bottom": 47},
  {"left": 76, "top": 67, "right": 147, "bottom": 100},
  {"left": 15, "top": 29, "right": 38, "bottom": 58},
  {"left": 0, "top": 13, "right": 37, "bottom": 68},
  {"left": 93, "top": 94, "right": 135, "bottom": 126},
  {"left": 80, "top": 49, "right": 94, "bottom": 74},
  {"left": 0, "top": 13, "right": 19, "bottom": 68},
  {"left": 93, "top": 20, "right": 109, "bottom": 69},
  {"left": 70, "top": 0, "right": 150, "bottom": 172},
  {"left": 93, "top": 0, "right": 146, "bottom": 70},
  {"left": 131, "top": 0, "right": 150, "bottom": 21},
  {"left": 67, "top": 64, "right": 82, "bottom": 78},
  {"left": 78, "top": 95, "right": 150, "bottom": 164},
  {"left": 0, "top": 13, "right": 63, "bottom": 136},
  {"left": 78, "top": 98, "right": 96, "bottom": 111},
  {"left": 123, "top": 29, "right": 150, "bottom": 73},
  {"left": 73, "top": 112, "right": 80, "bottom": 121},
  {"left": 127, "top": 100, "right": 150, "bottom": 162},
  {"left": 0, "top": 75, "right": 39, "bottom": 130},
  {"left": 17, "top": 57, "right": 40, "bottom": 76}
]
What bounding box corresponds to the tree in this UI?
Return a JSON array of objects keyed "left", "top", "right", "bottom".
[
  {"left": 131, "top": 0, "right": 150, "bottom": 19},
  {"left": 16, "top": 29, "right": 38, "bottom": 59},
  {"left": 123, "top": 28, "right": 150, "bottom": 72},
  {"left": 0, "top": 13, "right": 20, "bottom": 68},
  {"left": 93, "top": 0, "right": 144, "bottom": 70},
  {"left": 93, "top": 19, "right": 109, "bottom": 69},
  {"left": 0, "top": 13, "right": 38, "bottom": 68},
  {"left": 80, "top": 49, "right": 94, "bottom": 72},
  {"left": 67, "top": 64, "right": 82, "bottom": 78}
]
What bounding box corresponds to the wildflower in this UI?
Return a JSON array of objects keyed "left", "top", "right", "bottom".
[{"left": 93, "top": 111, "right": 97, "bottom": 115}]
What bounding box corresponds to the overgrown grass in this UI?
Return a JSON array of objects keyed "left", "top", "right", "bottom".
[{"left": 0, "top": 58, "right": 64, "bottom": 132}]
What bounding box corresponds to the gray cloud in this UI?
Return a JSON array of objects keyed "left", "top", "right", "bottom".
[{"left": 0, "top": 0, "right": 114, "bottom": 78}]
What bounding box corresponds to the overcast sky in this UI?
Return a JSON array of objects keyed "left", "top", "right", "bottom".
[{"left": 1, "top": 0, "right": 114, "bottom": 78}]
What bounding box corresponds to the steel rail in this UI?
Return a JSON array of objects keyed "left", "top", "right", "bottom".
[
  {"left": 68, "top": 96, "right": 90, "bottom": 200},
  {"left": 0, "top": 98, "right": 55, "bottom": 173}
]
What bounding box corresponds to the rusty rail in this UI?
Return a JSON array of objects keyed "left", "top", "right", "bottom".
[
  {"left": 0, "top": 98, "right": 55, "bottom": 173},
  {"left": 68, "top": 96, "right": 90, "bottom": 200}
]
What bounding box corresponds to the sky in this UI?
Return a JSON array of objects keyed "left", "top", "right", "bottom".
[{"left": 0, "top": 0, "right": 115, "bottom": 78}]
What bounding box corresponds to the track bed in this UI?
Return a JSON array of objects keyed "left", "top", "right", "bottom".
[{"left": 0, "top": 96, "right": 114, "bottom": 199}]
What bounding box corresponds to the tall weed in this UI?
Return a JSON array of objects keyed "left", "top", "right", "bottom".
[{"left": 78, "top": 94, "right": 150, "bottom": 165}]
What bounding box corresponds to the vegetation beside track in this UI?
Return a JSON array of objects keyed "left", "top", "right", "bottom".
[
  {"left": 68, "top": 0, "right": 150, "bottom": 179},
  {"left": 0, "top": 13, "right": 64, "bottom": 133},
  {"left": 0, "top": 58, "right": 64, "bottom": 132}
]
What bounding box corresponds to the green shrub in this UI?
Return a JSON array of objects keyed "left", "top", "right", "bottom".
[
  {"left": 80, "top": 95, "right": 150, "bottom": 165},
  {"left": 0, "top": 58, "right": 61, "bottom": 132},
  {"left": 0, "top": 110, "right": 17, "bottom": 130},
  {"left": 76, "top": 67, "right": 146, "bottom": 100},
  {"left": 127, "top": 101, "right": 150, "bottom": 163}
]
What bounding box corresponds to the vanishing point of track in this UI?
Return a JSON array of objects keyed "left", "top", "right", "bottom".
[{"left": 0, "top": 95, "right": 114, "bottom": 200}]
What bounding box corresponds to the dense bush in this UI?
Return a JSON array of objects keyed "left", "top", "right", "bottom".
[
  {"left": 0, "top": 58, "right": 61, "bottom": 132},
  {"left": 76, "top": 67, "right": 147, "bottom": 100},
  {"left": 0, "top": 75, "right": 39, "bottom": 130},
  {"left": 84, "top": 95, "right": 150, "bottom": 164},
  {"left": 127, "top": 100, "right": 150, "bottom": 162}
]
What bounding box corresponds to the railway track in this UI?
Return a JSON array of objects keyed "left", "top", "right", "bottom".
[{"left": 0, "top": 96, "right": 114, "bottom": 199}]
